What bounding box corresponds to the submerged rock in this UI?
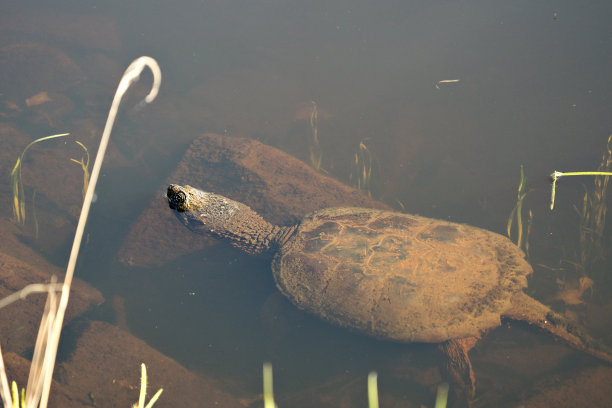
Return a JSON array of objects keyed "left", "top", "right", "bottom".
[
  {"left": 0, "top": 219, "right": 104, "bottom": 355},
  {"left": 3, "top": 352, "right": 89, "bottom": 407},
  {"left": 119, "top": 132, "right": 389, "bottom": 267},
  {"left": 0, "top": 43, "right": 86, "bottom": 101},
  {"left": 57, "top": 320, "right": 246, "bottom": 408},
  {"left": 521, "top": 365, "right": 612, "bottom": 408},
  {"left": 0, "top": 10, "right": 121, "bottom": 52}
]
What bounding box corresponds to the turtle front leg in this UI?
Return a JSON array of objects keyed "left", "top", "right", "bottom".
[{"left": 438, "top": 336, "right": 480, "bottom": 406}]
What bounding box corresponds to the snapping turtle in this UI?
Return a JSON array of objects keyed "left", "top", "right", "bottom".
[{"left": 166, "top": 184, "right": 612, "bottom": 399}]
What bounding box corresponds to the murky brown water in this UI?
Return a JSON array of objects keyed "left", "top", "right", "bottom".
[{"left": 2, "top": 1, "right": 612, "bottom": 407}]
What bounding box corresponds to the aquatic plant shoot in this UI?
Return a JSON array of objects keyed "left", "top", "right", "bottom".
[
  {"left": 135, "top": 363, "right": 163, "bottom": 408},
  {"left": 352, "top": 139, "right": 374, "bottom": 197},
  {"left": 367, "top": 371, "right": 379, "bottom": 408},
  {"left": 10, "top": 133, "right": 70, "bottom": 224},
  {"left": 263, "top": 362, "right": 276, "bottom": 408},
  {"left": 434, "top": 382, "right": 449, "bottom": 408},
  {"left": 70, "top": 140, "right": 90, "bottom": 201},
  {"left": 507, "top": 165, "right": 529, "bottom": 251},
  {"left": 549, "top": 171, "right": 612, "bottom": 210},
  {"left": 309, "top": 101, "right": 322, "bottom": 171}
]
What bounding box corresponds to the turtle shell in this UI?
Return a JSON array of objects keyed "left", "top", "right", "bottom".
[{"left": 271, "top": 207, "right": 531, "bottom": 343}]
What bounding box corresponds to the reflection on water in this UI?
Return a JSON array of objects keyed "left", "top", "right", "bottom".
[{"left": 1, "top": 0, "right": 612, "bottom": 406}]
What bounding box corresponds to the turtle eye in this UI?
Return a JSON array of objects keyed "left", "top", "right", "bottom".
[
  {"left": 167, "top": 186, "right": 187, "bottom": 210},
  {"left": 175, "top": 191, "right": 186, "bottom": 204}
]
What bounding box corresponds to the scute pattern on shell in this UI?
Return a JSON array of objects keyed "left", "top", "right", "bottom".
[{"left": 272, "top": 207, "right": 532, "bottom": 343}]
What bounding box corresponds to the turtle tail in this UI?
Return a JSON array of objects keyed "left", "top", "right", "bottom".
[{"left": 504, "top": 292, "right": 612, "bottom": 364}]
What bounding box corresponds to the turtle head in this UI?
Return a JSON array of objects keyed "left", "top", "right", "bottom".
[
  {"left": 166, "top": 184, "right": 288, "bottom": 254},
  {"left": 166, "top": 184, "right": 238, "bottom": 233}
]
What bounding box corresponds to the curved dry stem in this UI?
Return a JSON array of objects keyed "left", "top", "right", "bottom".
[
  {"left": 34, "top": 56, "right": 161, "bottom": 408},
  {"left": 0, "top": 283, "right": 62, "bottom": 310}
]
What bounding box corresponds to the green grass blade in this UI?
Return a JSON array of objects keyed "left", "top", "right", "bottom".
[
  {"left": 11, "top": 381, "right": 18, "bottom": 408},
  {"left": 138, "top": 363, "right": 147, "bottom": 408},
  {"left": 507, "top": 205, "right": 517, "bottom": 239},
  {"left": 367, "top": 371, "right": 379, "bottom": 408},
  {"left": 434, "top": 382, "right": 449, "bottom": 408},
  {"left": 144, "top": 388, "right": 163, "bottom": 408},
  {"left": 10, "top": 133, "right": 70, "bottom": 224},
  {"left": 263, "top": 362, "right": 275, "bottom": 408},
  {"left": 508, "top": 165, "right": 528, "bottom": 249}
]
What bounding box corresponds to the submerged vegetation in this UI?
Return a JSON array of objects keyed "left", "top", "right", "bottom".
[
  {"left": 11, "top": 135, "right": 90, "bottom": 239},
  {"left": 351, "top": 139, "right": 375, "bottom": 197},
  {"left": 0, "top": 56, "right": 161, "bottom": 408},
  {"left": 367, "top": 371, "right": 378, "bottom": 408},
  {"left": 308, "top": 101, "right": 322, "bottom": 171},
  {"left": 11, "top": 380, "right": 25, "bottom": 408},
  {"left": 262, "top": 362, "right": 275, "bottom": 408},
  {"left": 550, "top": 134, "right": 612, "bottom": 276},
  {"left": 70, "top": 141, "right": 91, "bottom": 201},
  {"left": 305, "top": 101, "right": 379, "bottom": 199},
  {"left": 135, "top": 363, "right": 163, "bottom": 408},
  {"left": 434, "top": 382, "right": 449, "bottom": 408},
  {"left": 507, "top": 165, "right": 532, "bottom": 255},
  {"left": 10, "top": 133, "right": 70, "bottom": 225}
]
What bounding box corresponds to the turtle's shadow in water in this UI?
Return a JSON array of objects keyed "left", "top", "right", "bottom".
[{"left": 104, "top": 241, "right": 447, "bottom": 405}]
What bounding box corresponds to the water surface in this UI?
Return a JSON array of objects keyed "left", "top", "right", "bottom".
[{"left": 2, "top": 1, "right": 612, "bottom": 406}]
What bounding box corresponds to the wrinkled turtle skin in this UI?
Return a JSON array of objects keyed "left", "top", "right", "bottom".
[{"left": 167, "top": 184, "right": 612, "bottom": 402}]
